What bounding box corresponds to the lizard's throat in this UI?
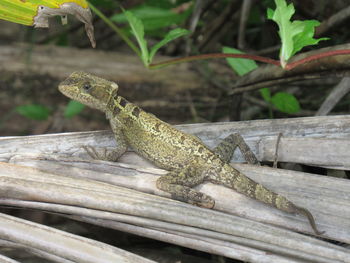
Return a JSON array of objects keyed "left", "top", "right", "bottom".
[{"left": 105, "top": 89, "right": 120, "bottom": 118}]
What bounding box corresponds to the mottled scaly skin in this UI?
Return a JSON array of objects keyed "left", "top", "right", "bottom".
[{"left": 59, "top": 72, "right": 323, "bottom": 235}]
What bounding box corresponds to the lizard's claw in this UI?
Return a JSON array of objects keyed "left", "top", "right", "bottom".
[
  {"left": 82, "top": 145, "right": 100, "bottom": 159},
  {"left": 82, "top": 145, "right": 124, "bottom": 162}
]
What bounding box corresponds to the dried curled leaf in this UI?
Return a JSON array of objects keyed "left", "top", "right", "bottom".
[{"left": 0, "top": 0, "right": 95, "bottom": 47}]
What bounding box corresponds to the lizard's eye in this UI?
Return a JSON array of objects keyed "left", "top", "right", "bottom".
[{"left": 82, "top": 83, "right": 92, "bottom": 92}]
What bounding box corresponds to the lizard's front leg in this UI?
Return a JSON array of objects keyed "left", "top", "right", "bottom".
[
  {"left": 213, "top": 133, "right": 260, "bottom": 165},
  {"left": 156, "top": 163, "right": 214, "bottom": 208},
  {"left": 84, "top": 119, "right": 128, "bottom": 162}
]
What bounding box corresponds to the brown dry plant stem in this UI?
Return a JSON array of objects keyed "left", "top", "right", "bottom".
[{"left": 150, "top": 49, "right": 350, "bottom": 70}]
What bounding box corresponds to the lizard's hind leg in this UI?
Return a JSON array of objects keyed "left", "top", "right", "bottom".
[
  {"left": 156, "top": 164, "right": 215, "bottom": 208},
  {"left": 213, "top": 133, "right": 260, "bottom": 165}
]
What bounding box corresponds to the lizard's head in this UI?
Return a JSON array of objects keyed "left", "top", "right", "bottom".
[{"left": 58, "top": 71, "right": 119, "bottom": 112}]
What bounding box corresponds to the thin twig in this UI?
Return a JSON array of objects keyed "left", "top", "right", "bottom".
[
  {"left": 316, "top": 77, "right": 350, "bottom": 116},
  {"left": 316, "top": 5, "right": 350, "bottom": 36},
  {"left": 238, "top": 0, "right": 253, "bottom": 49}
]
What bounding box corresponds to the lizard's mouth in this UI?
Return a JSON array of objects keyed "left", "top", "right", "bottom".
[
  {"left": 58, "top": 84, "right": 80, "bottom": 101},
  {"left": 58, "top": 72, "right": 84, "bottom": 99},
  {"left": 58, "top": 82, "right": 74, "bottom": 99}
]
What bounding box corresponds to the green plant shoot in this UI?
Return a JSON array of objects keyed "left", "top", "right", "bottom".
[
  {"left": 124, "top": 10, "right": 189, "bottom": 67},
  {"left": 267, "top": 0, "right": 328, "bottom": 67},
  {"left": 112, "top": 5, "right": 190, "bottom": 33}
]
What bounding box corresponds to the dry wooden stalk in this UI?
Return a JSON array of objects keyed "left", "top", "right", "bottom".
[{"left": 0, "top": 116, "right": 349, "bottom": 262}]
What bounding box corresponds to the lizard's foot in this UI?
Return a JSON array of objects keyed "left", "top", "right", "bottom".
[
  {"left": 169, "top": 188, "right": 215, "bottom": 209},
  {"left": 156, "top": 174, "right": 215, "bottom": 209},
  {"left": 82, "top": 146, "right": 122, "bottom": 162},
  {"left": 187, "top": 193, "right": 215, "bottom": 209}
]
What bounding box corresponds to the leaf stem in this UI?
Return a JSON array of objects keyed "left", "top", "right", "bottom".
[
  {"left": 149, "top": 53, "right": 281, "bottom": 69},
  {"left": 285, "top": 49, "right": 350, "bottom": 70},
  {"left": 88, "top": 2, "right": 140, "bottom": 57},
  {"left": 149, "top": 49, "right": 350, "bottom": 71}
]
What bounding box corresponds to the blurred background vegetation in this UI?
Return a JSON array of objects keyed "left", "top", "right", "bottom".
[{"left": 1, "top": 0, "right": 349, "bottom": 138}]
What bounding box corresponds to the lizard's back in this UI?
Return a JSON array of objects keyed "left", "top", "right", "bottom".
[{"left": 114, "top": 101, "right": 218, "bottom": 170}]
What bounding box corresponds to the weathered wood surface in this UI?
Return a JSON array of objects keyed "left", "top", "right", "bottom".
[
  {"left": 1, "top": 115, "right": 349, "bottom": 169},
  {"left": 0, "top": 212, "right": 155, "bottom": 263},
  {"left": 0, "top": 162, "right": 349, "bottom": 263},
  {"left": 0, "top": 115, "right": 349, "bottom": 262}
]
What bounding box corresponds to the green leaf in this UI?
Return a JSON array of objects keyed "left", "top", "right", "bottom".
[
  {"left": 267, "top": 0, "right": 328, "bottom": 66},
  {"left": 222, "top": 46, "right": 258, "bottom": 76},
  {"left": 124, "top": 10, "right": 149, "bottom": 66},
  {"left": 271, "top": 92, "right": 300, "bottom": 113},
  {"left": 267, "top": 0, "right": 302, "bottom": 64},
  {"left": 292, "top": 20, "right": 329, "bottom": 55},
  {"left": 112, "top": 5, "right": 191, "bottom": 33},
  {"left": 149, "top": 28, "right": 190, "bottom": 62},
  {"left": 64, "top": 100, "right": 85, "bottom": 119},
  {"left": 15, "top": 104, "right": 50, "bottom": 120},
  {"left": 259, "top": 88, "right": 271, "bottom": 102}
]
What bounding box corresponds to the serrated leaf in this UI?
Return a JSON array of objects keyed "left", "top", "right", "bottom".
[
  {"left": 271, "top": 92, "right": 300, "bottom": 113},
  {"left": 267, "top": 0, "right": 303, "bottom": 64},
  {"left": 149, "top": 28, "right": 190, "bottom": 62},
  {"left": 222, "top": 47, "right": 258, "bottom": 76},
  {"left": 267, "top": 0, "right": 328, "bottom": 66},
  {"left": 15, "top": 104, "right": 50, "bottom": 120},
  {"left": 64, "top": 100, "right": 85, "bottom": 119},
  {"left": 124, "top": 10, "right": 149, "bottom": 66},
  {"left": 259, "top": 88, "right": 271, "bottom": 102}
]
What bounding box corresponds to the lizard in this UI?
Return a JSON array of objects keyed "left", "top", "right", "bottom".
[{"left": 58, "top": 71, "right": 323, "bottom": 235}]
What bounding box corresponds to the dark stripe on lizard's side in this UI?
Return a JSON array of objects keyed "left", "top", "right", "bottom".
[
  {"left": 119, "top": 97, "right": 128, "bottom": 108},
  {"left": 113, "top": 106, "right": 121, "bottom": 116},
  {"left": 131, "top": 107, "right": 141, "bottom": 117}
]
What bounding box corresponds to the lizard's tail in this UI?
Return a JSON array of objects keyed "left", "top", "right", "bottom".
[
  {"left": 258, "top": 188, "right": 324, "bottom": 235},
  {"left": 293, "top": 205, "right": 324, "bottom": 235},
  {"left": 271, "top": 192, "right": 324, "bottom": 235},
  {"left": 256, "top": 184, "right": 324, "bottom": 235},
  {"left": 217, "top": 165, "right": 324, "bottom": 235}
]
